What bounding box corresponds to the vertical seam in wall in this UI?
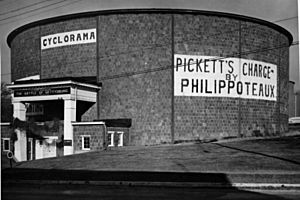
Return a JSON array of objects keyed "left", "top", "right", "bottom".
[
  {"left": 238, "top": 21, "right": 242, "bottom": 137},
  {"left": 39, "top": 26, "right": 42, "bottom": 79},
  {"left": 96, "top": 16, "right": 100, "bottom": 119},
  {"left": 171, "top": 14, "right": 175, "bottom": 143},
  {"left": 277, "top": 33, "right": 281, "bottom": 133}
]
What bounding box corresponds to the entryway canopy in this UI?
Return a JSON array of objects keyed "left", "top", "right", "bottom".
[
  {"left": 8, "top": 77, "right": 101, "bottom": 102},
  {"left": 7, "top": 77, "right": 101, "bottom": 160}
]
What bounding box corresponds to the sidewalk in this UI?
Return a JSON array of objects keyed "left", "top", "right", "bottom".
[{"left": 2, "top": 135, "right": 300, "bottom": 188}]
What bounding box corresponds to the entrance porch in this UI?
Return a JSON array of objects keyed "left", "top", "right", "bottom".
[{"left": 8, "top": 78, "right": 101, "bottom": 161}]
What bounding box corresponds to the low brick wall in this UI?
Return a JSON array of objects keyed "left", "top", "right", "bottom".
[
  {"left": 1, "top": 123, "right": 13, "bottom": 154},
  {"left": 1, "top": 123, "right": 11, "bottom": 138},
  {"left": 73, "top": 123, "right": 104, "bottom": 153}
]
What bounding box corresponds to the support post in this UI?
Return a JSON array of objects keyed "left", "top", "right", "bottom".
[
  {"left": 13, "top": 102, "right": 27, "bottom": 161},
  {"left": 64, "top": 99, "right": 76, "bottom": 155}
]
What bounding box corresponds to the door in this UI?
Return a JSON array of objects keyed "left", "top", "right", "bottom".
[
  {"left": 43, "top": 137, "right": 57, "bottom": 158},
  {"left": 27, "top": 138, "right": 33, "bottom": 160}
]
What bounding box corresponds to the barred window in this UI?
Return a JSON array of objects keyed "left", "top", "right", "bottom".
[{"left": 81, "top": 135, "right": 91, "bottom": 150}]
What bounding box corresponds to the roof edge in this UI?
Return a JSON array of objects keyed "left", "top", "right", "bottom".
[
  {"left": 9, "top": 76, "right": 101, "bottom": 88},
  {"left": 7, "top": 8, "right": 293, "bottom": 47}
]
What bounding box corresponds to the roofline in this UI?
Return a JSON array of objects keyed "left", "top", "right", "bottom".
[
  {"left": 7, "top": 8, "right": 293, "bottom": 47},
  {"left": 7, "top": 78, "right": 101, "bottom": 90},
  {"left": 0, "top": 122, "right": 11, "bottom": 126},
  {"left": 72, "top": 121, "right": 105, "bottom": 126},
  {"left": 12, "top": 76, "right": 100, "bottom": 86}
]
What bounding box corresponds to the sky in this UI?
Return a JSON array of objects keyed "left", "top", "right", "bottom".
[{"left": 0, "top": 0, "right": 299, "bottom": 91}]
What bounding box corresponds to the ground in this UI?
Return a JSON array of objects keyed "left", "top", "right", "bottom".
[
  {"left": 7, "top": 135, "right": 300, "bottom": 175},
  {"left": 3, "top": 183, "right": 300, "bottom": 200},
  {"left": 2, "top": 134, "right": 300, "bottom": 200}
]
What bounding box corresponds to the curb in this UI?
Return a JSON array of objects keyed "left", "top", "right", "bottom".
[
  {"left": 3, "top": 168, "right": 300, "bottom": 190},
  {"left": 225, "top": 172, "right": 300, "bottom": 184},
  {"left": 3, "top": 179, "right": 300, "bottom": 190}
]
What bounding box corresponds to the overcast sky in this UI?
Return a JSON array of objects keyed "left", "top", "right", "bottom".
[{"left": 0, "top": 0, "right": 299, "bottom": 91}]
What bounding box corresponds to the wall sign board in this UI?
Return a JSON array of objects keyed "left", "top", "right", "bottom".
[
  {"left": 14, "top": 87, "right": 70, "bottom": 97},
  {"left": 174, "top": 54, "right": 277, "bottom": 101},
  {"left": 41, "top": 29, "right": 96, "bottom": 50},
  {"left": 63, "top": 140, "right": 72, "bottom": 146}
]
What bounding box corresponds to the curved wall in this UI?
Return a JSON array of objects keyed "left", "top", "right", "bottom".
[
  {"left": 173, "top": 15, "right": 290, "bottom": 141},
  {"left": 8, "top": 9, "right": 292, "bottom": 145},
  {"left": 10, "top": 27, "right": 40, "bottom": 81}
]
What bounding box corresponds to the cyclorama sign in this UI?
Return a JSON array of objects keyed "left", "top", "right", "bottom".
[
  {"left": 41, "top": 29, "right": 96, "bottom": 50},
  {"left": 174, "top": 54, "right": 277, "bottom": 101}
]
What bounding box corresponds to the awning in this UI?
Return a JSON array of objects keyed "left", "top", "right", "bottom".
[{"left": 94, "top": 118, "right": 132, "bottom": 128}]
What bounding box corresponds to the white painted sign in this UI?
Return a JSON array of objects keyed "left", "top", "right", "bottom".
[
  {"left": 174, "top": 54, "right": 277, "bottom": 101},
  {"left": 41, "top": 29, "right": 96, "bottom": 50}
]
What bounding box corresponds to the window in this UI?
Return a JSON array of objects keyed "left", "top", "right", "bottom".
[
  {"left": 81, "top": 135, "right": 91, "bottom": 150},
  {"left": 107, "top": 131, "right": 124, "bottom": 147},
  {"left": 107, "top": 131, "right": 114, "bottom": 147},
  {"left": 117, "top": 132, "right": 124, "bottom": 147},
  {"left": 2, "top": 138, "right": 10, "bottom": 151}
]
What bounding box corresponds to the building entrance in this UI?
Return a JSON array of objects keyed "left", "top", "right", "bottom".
[{"left": 8, "top": 78, "right": 101, "bottom": 161}]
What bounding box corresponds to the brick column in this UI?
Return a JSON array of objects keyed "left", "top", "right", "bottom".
[
  {"left": 13, "top": 102, "right": 27, "bottom": 161},
  {"left": 64, "top": 99, "right": 76, "bottom": 155}
]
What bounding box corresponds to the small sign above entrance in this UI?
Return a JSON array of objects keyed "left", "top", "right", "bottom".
[{"left": 14, "top": 87, "right": 70, "bottom": 97}]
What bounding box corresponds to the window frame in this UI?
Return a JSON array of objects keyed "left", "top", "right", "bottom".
[
  {"left": 117, "top": 132, "right": 124, "bottom": 147},
  {"left": 107, "top": 131, "right": 114, "bottom": 147},
  {"left": 81, "top": 135, "right": 91, "bottom": 150},
  {"left": 2, "top": 138, "right": 10, "bottom": 152}
]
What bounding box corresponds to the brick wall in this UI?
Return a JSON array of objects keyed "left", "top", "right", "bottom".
[
  {"left": 9, "top": 10, "right": 291, "bottom": 145},
  {"left": 174, "top": 15, "right": 290, "bottom": 141},
  {"left": 1, "top": 124, "right": 13, "bottom": 154},
  {"left": 240, "top": 21, "right": 290, "bottom": 136},
  {"left": 98, "top": 14, "right": 172, "bottom": 145},
  {"left": 10, "top": 27, "right": 40, "bottom": 81},
  {"left": 1, "top": 124, "right": 11, "bottom": 138},
  {"left": 81, "top": 104, "right": 98, "bottom": 122},
  {"left": 174, "top": 15, "right": 241, "bottom": 141},
  {"left": 40, "top": 17, "right": 97, "bottom": 79},
  {"left": 289, "top": 82, "right": 295, "bottom": 118},
  {"left": 73, "top": 124, "right": 104, "bottom": 153},
  {"left": 10, "top": 18, "right": 97, "bottom": 81}
]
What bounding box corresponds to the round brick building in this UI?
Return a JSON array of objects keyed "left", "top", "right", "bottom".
[{"left": 7, "top": 9, "right": 292, "bottom": 158}]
